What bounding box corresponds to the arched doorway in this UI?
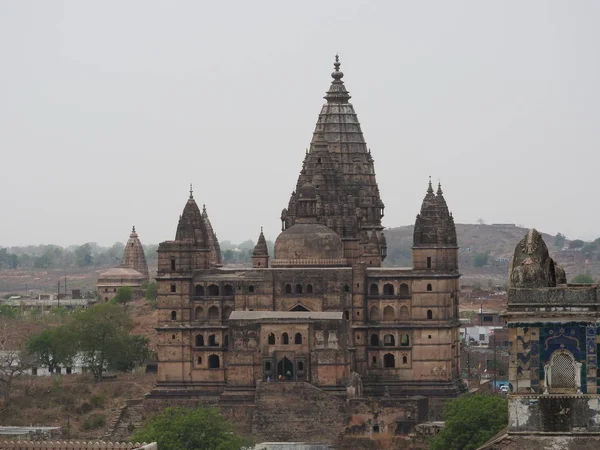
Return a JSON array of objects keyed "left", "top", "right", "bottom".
[{"left": 277, "top": 356, "right": 294, "bottom": 379}]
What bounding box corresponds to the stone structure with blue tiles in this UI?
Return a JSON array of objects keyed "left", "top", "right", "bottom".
[{"left": 503, "top": 229, "right": 600, "bottom": 435}]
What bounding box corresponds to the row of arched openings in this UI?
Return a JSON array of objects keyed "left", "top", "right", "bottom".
[
  {"left": 195, "top": 334, "right": 228, "bottom": 347},
  {"left": 197, "top": 354, "right": 220, "bottom": 369},
  {"left": 371, "top": 354, "right": 408, "bottom": 368},
  {"left": 369, "top": 305, "right": 409, "bottom": 321},
  {"left": 370, "top": 334, "right": 410, "bottom": 347},
  {"left": 267, "top": 332, "right": 303, "bottom": 345},
  {"left": 368, "top": 306, "right": 433, "bottom": 321},
  {"left": 193, "top": 306, "right": 232, "bottom": 320},
  {"left": 284, "top": 284, "right": 350, "bottom": 294},
  {"left": 370, "top": 283, "right": 410, "bottom": 297},
  {"left": 170, "top": 306, "right": 234, "bottom": 321},
  {"left": 194, "top": 284, "right": 236, "bottom": 296}
]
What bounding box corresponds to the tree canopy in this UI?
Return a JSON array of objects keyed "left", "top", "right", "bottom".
[
  {"left": 132, "top": 407, "right": 248, "bottom": 450},
  {"left": 429, "top": 393, "right": 507, "bottom": 450},
  {"left": 473, "top": 252, "right": 490, "bottom": 268},
  {"left": 571, "top": 273, "right": 594, "bottom": 284}
]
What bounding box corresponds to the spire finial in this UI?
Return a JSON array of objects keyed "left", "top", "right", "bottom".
[
  {"left": 331, "top": 54, "right": 343, "bottom": 80},
  {"left": 202, "top": 204, "right": 206, "bottom": 213},
  {"left": 261, "top": 226, "right": 263, "bottom": 233},
  {"left": 427, "top": 176, "right": 433, "bottom": 194},
  {"left": 437, "top": 180, "right": 443, "bottom": 195},
  {"left": 189, "top": 183, "right": 193, "bottom": 199},
  {"left": 132, "top": 225, "right": 136, "bottom": 233}
]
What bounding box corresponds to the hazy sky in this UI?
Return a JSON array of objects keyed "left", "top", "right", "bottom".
[{"left": 1, "top": 1, "right": 599, "bottom": 247}]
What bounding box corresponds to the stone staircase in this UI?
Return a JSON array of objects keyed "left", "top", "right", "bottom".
[
  {"left": 104, "top": 398, "right": 146, "bottom": 441},
  {"left": 251, "top": 381, "right": 347, "bottom": 445}
]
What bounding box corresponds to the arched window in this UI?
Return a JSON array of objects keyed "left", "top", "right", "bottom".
[
  {"left": 224, "top": 334, "right": 229, "bottom": 347},
  {"left": 194, "top": 306, "right": 204, "bottom": 320},
  {"left": 197, "top": 356, "right": 202, "bottom": 365},
  {"left": 295, "top": 333, "right": 302, "bottom": 344},
  {"left": 344, "top": 310, "right": 350, "bottom": 320},
  {"left": 399, "top": 283, "right": 409, "bottom": 297},
  {"left": 427, "top": 309, "right": 433, "bottom": 320},
  {"left": 170, "top": 311, "right": 177, "bottom": 321},
  {"left": 208, "top": 306, "right": 219, "bottom": 320},
  {"left": 208, "top": 334, "right": 218, "bottom": 346},
  {"left": 282, "top": 333, "right": 289, "bottom": 345},
  {"left": 548, "top": 350, "right": 578, "bottom": 393},
  {"left": 369, "top": 306, "right": 380, "bottom": 321},
  {"left": 384, "top": 353, "right": 395, "bottom": 368},
  {"left": 400, "top": 334, "right": 410, "bottom": 346},
  {"left": 427, "top": 257, "right": 432, "bottom": 269},
  {"left": 383, "top": 283, "right": 394, "bottom": 296},
  {"left": 372, "top": 356, "right": 377, "bottom": 366},
  {"left": 370, "top": 334, "right": 380, "bottom": 346},
  {"left": 427, "top": 283, "right": 432, "bottom": 292},
  {"left": 306, "top": 284, "right": 313, "bottom": 294},
  {"left": 400, "top": 306, "right": 409, "bottom": 320},
  {"left": 344, "top": 284, "right": 350, "bottom": 292},
  {"left": 222, "top": 307, "right": 232, "bottom": 320},
  {"left": 402, "top": 355, "right": 408, "bottom": 364},
  {"left": 194, "top": 285, "right": 205, "bottom": 296},
  {"left": 208, "top": 354, "right": 220, "bottom": 369},
  {"left": 195, "top": 335, "right": 204, "bottom": 347},
  {"left": 384, "top": 334, "right": 395, "bottom": 346},
  {"left": 208, "top": 284, "right": 219, "bottom": 296},
  {"left": 370, "top": 283, "right": 379, "bottom": 296},
  {"left": 265, "top": 361, "right": 272, "bottom": 371},
  {"left": 248, "top": 285, "right": 255, "bottom": 293},
  {"left": 296, "top": 284, "right": 303, "bottom": 294},
  {"left": 268, "top": 333, "right": 275, "bottom": 345},
  {"left": 224, "top": 284, "right": 234, "bottom": 296},
  {"left": 285, "top": 284, "right": 292, "bottom": 294},
  {"left": 170, "top": 258, "right": 176, "bottom": 270},
  {"left": 383, "top": 305, "right": 395, "bottom": 321},
  {"left": 297, "top": 361, "right": 304, "bottom": 371}
]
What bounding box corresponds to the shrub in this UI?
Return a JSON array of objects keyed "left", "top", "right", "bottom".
[{"left": 82, "top": 413, "right": 106, "bottom": 431}]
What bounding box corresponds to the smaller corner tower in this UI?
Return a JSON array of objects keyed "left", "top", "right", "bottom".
[
  {"left": 412, "top": 178, "right": 458, "bottom": 272},
  {"left": 252, "top": 227, "right": 269, "bottom": 268}
]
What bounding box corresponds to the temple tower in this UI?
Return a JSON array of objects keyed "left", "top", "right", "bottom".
[
  {"left": 281, "top": 56, "right": 386, "bottom": 265},
  {"left": 252, "top": 227, "right": 270, "bottom": 268},
  {"left": 121, "top": 226, "right": 149, "bottom": 282}
]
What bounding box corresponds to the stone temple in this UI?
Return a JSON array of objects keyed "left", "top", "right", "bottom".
[
  {"left": 149, "top": 57, "right": 465, "bottom": 436},
  {"left": 96, "top": 226, "right": 149, "bottom": 303}
]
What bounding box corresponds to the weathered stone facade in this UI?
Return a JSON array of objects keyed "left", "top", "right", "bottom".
[
  {"left": 149, "top": 57, "right": 464, "bottom": 444},
  {"left": 479, "top": 229, "right": 600, "bottom": 449}
]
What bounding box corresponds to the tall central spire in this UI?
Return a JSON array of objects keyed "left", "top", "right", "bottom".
[{"left": 281, "top": 56, "right": 385, "bottom": 242}]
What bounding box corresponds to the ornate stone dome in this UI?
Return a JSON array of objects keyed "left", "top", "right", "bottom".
[{"left": 272, "top": 223, "right": 344, "bottom": 266}]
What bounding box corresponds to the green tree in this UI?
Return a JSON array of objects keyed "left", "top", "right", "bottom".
[
  {"left": 75, "top": 243, "right": 93, "bottom": 267},
  {"left": 72, "top": 303, "right": 132, "bottom": 382},
  {"left": 132, "top": 407, "right": 248, "bottom": 450},
  {"left": 26, "top": 327, "right": 77, "bottom": 374},
  {"left": 144, "top": 282, "right": 158, "bottom": 307},
  {"left": 473, "top": 252, "right": 490, "bottom": 267},
  {"left": 429, "top": 394, "right": 507, "bottom": 450},
  {"left": 554, "top": 232, "right": 566, "bottom": 249},
  {"left": 571, "top": 273, "right": 594, "bottom": 284},
  {"left": 113, "top": 286, "right": 133, "bottom": 308},
  {"left": 569, "top": 239, "right": 585, "bottom": 249},
  {"left": 109, "top": 335, "right": 152, "bottom": 372}
]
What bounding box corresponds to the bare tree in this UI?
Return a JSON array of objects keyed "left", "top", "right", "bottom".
[{"left": 0, "top": 318, "right": 34, "bottom": 405}]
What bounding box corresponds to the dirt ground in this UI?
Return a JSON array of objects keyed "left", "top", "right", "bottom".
[{"left": 0, "top": 372, "right": 156, "bottom": 439}]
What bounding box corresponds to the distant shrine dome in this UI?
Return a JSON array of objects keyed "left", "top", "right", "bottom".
[{"left": 272, "top": 223, "right": 344, "bottom": 267}]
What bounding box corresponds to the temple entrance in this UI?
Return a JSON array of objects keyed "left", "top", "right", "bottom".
[{"left": 277, "top": 356, "right": 294, "bottom": 380}]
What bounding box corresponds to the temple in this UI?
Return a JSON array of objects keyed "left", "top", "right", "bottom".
[{"left": 150, "top": 57, "right": 465, "bottom": 413}]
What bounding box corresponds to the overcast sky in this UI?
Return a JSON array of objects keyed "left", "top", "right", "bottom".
[{"left": 1, "top": 1, "right": 599, "bottom": 247}]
